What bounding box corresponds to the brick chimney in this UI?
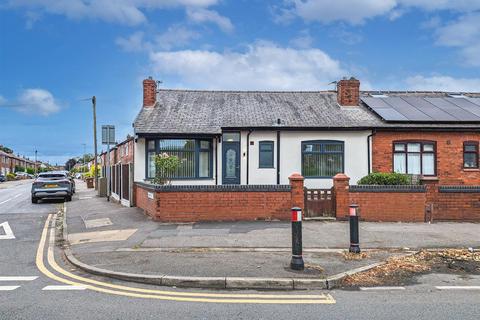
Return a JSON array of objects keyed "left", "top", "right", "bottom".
[
  {"left": 337, "top": 77, "right": 360, "bottom": 106},
  {"left": 143, "top": 77, "right": 157, "bottom": 107}
]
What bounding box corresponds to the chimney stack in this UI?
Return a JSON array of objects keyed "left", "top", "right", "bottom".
[
  {"left": 143, "top": 76, "right": 157, "bottom": 107},
  {"left": 337, "top": 77, "right": 360, "bottom": 106}
]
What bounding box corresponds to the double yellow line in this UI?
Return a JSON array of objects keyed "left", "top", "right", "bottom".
[{"left": 36, "top": 213, "right": 335, "bottom": 304}]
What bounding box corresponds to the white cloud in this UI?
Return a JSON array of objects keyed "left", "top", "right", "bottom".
[
  {"left": 186, "top": 8, "right": 234, "bottom": 33},
  {"left": 405, "top": 75, "right": 480, "bottom": 92},
  {"left": 290, "top": 30, "right": 313, "bottom": 48},
  {"left": 16, "top": 89, "right": 61, "bottom": 116},
  {"left": 5, "top": 0, "right": 219, "bottom": 26},
  {"left": 287, "top": 0, "right": 397, "bottom": 25},
  {"left": 149, "top": 42, "right": 348, "bottom": 90},
  {"left": 116, "top": 25, "right": 199, "bottom": 52},
  {"left": 116, "top": 31, "right": 150, "bottom": 52},
  {"left": 281, "top": 0, "right": 480, "bottom": 25},
  {"left": 155, "top": 24, "right": 200, "bottom": 49},
  {"left": 0, "top": 95, "right": 6, "bottom": 105}
]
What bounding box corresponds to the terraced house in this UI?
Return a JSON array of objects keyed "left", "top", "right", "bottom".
[{"left": 131, "top": 77, "right": 480, "bottom": 222}]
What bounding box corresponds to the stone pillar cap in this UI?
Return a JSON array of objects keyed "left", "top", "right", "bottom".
[
  {"left": 288, "top": 172, "right": 304, "bottom": 181},
  {"left": 333, "top": 173, "right": 350, "bottom": 180}
]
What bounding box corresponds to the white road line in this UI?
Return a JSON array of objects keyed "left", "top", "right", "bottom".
[
  {"left": 0, "top": 286, "right": 20, "bottom": 291},
  {"left": 42, "top": 285, "right": 87, "bottom": 291},
  {"left": 0, "top": 276, "right": 38, "bottom": 281},
  {"left": 435, "top": 286, "right": 480, "bottom": 290},
  {"left": 360, "top": 286, "right": 406, "bottom": 291},
  {"left": 0, "top": 221, "right": 15, "bottom": 240},
  {"left": 0, "top": 194, "right": 22, "bottom": 205}
]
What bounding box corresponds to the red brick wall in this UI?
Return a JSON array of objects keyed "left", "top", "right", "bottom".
[
  {"left": 135, "top": 185, "right": 157, "bottom": 217},
  {"left": 135, "top": 174, "right": 305, "bottom": 222},
  {"left": 348, "top": 192, "right": 426, "bottom": 222},
  {"left": 372, "top": 131, "right": 480, "bottom": 185},
  {"left": 435, "top": 192, "right": 480, "bottom": 221},
  {"left": 155, "top": 191, "right": 292, "bottom": 222}
]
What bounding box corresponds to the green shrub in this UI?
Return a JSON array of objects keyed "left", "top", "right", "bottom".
[
  {"left": 26, "top": 168, "right": 35, "bottom": 175},
  {"left": 6, "top": 173, "right": 16, "bottom": 181},
  {"left": 154, "top": 153, "right": 181, "bottom": 185},
  {"left": 357, "top": 172, "right": 411, "bottom": 185}
]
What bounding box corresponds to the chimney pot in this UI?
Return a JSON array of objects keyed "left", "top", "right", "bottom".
[
  {"left": 143, "top": 77, "right": 157, "bottom": 107},
  {"left": 337, "top": 77, "right": 360, "bottom": 106}
]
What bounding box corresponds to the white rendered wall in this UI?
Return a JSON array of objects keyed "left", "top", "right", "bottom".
[{"left": 134, "top": 137, "right": 145, "bottom": 182}]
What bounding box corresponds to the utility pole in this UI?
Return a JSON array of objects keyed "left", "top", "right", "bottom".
[
  {"left": 92, "top": 96, "right": 98, "bottom": 190},
  {"left": 82, "top": 143, "right": 86, "bottom": 173},
  {"left": 34, "top": 150, "right": 37, "bottom": 175}
]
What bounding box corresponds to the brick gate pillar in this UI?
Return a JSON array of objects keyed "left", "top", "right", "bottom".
[
  {"left": 289, "top": 173, "right": 305, "bottom": 212},
  {"left": 333, "top": 173, "right": 350, "bottom": 219}
]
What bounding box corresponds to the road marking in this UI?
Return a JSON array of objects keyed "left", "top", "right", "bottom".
[
  {"left": 36, "top": 213, "right": 335, "bottom": 304},
  {"left": 435, "top": 286, "right": 480, "bottom": 290},
  {"left": 0, "top": 286, "right": 20, "bottom": 291},
  {"left": 42, "top": 285, "right": 87, "bottom": 291},
  {"left": 0, "top": 221, "right": 15, "bottom": 240},
  {"left": 360, "top": 287, "right": 406, "bottom": 291},
  {"left": 0, "top": 276, "right": 38, "bottom": 281},
  {"left": 0, "top": 199, "right": 11, "bottom": 205},
  {"left": 84, "top": 218, "right": 113, "bottom": 229}
]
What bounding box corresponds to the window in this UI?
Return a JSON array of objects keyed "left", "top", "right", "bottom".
[
  {"left": 259, "top": 141, "right": 274, "bottom": 168},
  {"left": 393, "top": 141, "right": 435, "bottom": 176},
  {"left": 301, "top": 141, "right": 344, "bottom": 178},
  {"left": 463, "top": 141, "right": 479, "bottom": 169},
  {"left": 146, "top": 138, "right": 213, "bottom": 179}
]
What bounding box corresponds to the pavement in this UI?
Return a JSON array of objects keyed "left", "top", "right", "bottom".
[
  {"left": 62, "top": 180, "right": 480, "bottom": 289},
  {"left": 1, "top": 178, "right": 480, "bottom": 319}
]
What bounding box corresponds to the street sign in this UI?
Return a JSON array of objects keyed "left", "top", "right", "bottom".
[{"left": 101, "top": 125, "right": 115, "bottom": 145}]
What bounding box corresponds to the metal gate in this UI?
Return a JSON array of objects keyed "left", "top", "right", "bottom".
[{"left": 304, "top": 188, "right": 335, "bottom": 218}]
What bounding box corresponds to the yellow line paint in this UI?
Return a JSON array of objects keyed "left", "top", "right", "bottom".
[{"left": 37, "top": 212, "right": 335, "bottom": 304}]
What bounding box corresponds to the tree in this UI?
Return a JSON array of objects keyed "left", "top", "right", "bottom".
[
  {"left": 0, "top": 145, "right": 13, "bottom": 154},
  {"left": 65, "top": 158, "right": 78, "bottom": 171}
]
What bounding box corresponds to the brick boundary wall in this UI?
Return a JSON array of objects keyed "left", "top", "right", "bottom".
[
  {"left": 135, "top": 173, "right": 305, "bottom": 222},
  {"left": 333, "top": 174, "right": 480, "bottom": 222}
]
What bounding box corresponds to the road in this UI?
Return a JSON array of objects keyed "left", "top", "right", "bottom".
[{"left": 0, "top": 181, "right": 479, "bottom": 319}]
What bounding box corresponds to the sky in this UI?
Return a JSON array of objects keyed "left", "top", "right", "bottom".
[{"left": 1, "top": 0, "right": 480, "bottom": 165}]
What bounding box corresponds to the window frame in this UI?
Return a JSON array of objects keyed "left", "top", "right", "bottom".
[
  {"left": 258, "top": 140, "right": 275, "bottom": 169},
  {"left": 301, "top": 140, "right": 344, "bottom": 179},
  {"left": 392, "top": 140, "right": 437, "bottom": 176},
  {"left": 145, "top": 138, "right": 214, "bottom": 180},
  {"left": 463, "top": 141, "right": 479, "bottom": 169}
]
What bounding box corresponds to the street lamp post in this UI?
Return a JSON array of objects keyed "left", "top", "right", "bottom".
[
  {"left": 34, "top": 150, "right": 37, "bottom": 175},
  {"left": 92, "top": 96, "right": 98, "bottom": 190},
  {"left": 82, "top": 143, "right": 86, "bottom": 173}
]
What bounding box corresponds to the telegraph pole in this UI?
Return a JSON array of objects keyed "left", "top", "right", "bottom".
[
  {"left": 82, "top": 143, "right": 86, "bottom": 172},
  {"left": 92, "top": 96, "right": 98, "bottom": 189},
  {"left": 34, "top": 150, "right": 37, "bottom": 175}
]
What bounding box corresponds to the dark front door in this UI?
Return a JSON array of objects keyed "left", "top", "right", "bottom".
[{"left": 222, "top": 140, "right": 240, "bottom": 184}]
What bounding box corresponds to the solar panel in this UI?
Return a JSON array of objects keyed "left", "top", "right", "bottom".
[
  {"left": 362, "top": 96, "right": 480, "bottom": 122},
  {"left": 425, "top": 98, "right": 480, "bottom": 121},
  {"left": 447, "top": 98, "right": 480, "bottom": 118},
  {"left": 402, "top": 97, "right": 457, "bottom": 121},
  {"left": 383, "top": 97, "right": 433, "bottom": 121}
]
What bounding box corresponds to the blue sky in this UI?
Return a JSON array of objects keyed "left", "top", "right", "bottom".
[{"left": 1, "top": 0, "right": 480, "bottom": 165}]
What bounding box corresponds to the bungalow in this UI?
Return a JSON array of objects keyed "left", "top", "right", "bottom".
[{"left": 132, "top": 77, "right": 480, "bottom": 222}]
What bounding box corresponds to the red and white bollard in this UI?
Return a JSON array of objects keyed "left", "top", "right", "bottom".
[
  {"left": 349, "top": 204, "right": 361, "bottom": 253},
  {"left": 290, "top": 207, "right": 304, "bottom": 270}
]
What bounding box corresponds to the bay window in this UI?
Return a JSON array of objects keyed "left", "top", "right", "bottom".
[
  {"left": 393, "top": 141, "right": 435, "bottom": 176},
  {"left": 146, "top": 138, "right": 213, "bottom": 179},
  {"left": 302, "top": 140, "right": 344, "bottom": 178}
]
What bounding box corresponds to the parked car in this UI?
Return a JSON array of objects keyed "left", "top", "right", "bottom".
[
  {"left": 0, "top": 174, "right": 5, "bottom": 182},
  {"left": 31, "top": 171, "right": 74, "bottom": 203}
]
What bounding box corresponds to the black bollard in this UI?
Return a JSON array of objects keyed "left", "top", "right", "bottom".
[
  {"left": 349, "top": 204, "right": 361, "bottom": 253},
  {"left": 290, "top": 207, "right": 304, "bottom": 270}
]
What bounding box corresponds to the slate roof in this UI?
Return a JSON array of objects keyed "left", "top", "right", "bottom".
[{"left": 133, "top": 89, "right": 480, "bottom": 135}]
